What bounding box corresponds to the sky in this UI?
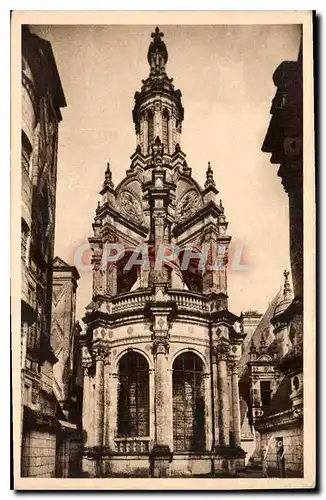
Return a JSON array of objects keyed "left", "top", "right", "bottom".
[{"left": 30, "top": 23, "right": 301, "bottom": 320}]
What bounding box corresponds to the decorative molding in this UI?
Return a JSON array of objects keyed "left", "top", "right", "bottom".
[{"left": 214, "top": 341, "right": 230, "bottom": 361}]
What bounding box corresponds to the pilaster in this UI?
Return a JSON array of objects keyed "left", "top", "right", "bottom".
[{"left": 92, "top": 340, "right": 110, "bottom": 448}]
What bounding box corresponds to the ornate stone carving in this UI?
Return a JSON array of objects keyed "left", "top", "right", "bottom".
[
  {"left": 214, "top": 341, "right": 230, "bottom": 361},
  {"left": 176, "top": 190, "right": 200, "bottom": 221},
  {"left": 152, "top": 338, "right": 169, "bottom": 356},
  {"left": 120, "top": 191, "right": 142, "bottom": 222},
  {"left": 81, "top": 346, "right": 93, "bottom": 372},
  {"left": 92, "top": 341, "right": 111, "bottom": 363}
]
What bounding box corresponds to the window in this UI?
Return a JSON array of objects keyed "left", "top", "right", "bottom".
[
  {"left": 21, "top": 130, "right": 33, "bottom": 175},
  {"left": 173, "top": 352, "right": 205, "bottom": 452},
  {"left": 117, "top": 352, "right": 149, "bottom": 437},
  {"left": 162, "top": 109, "right": 169, "bottom": 150},
  {"left": 21, "top": 218, "right": 29, "bottom": 262},
  {"left": 147, "top": 111, "right": 154, "bottom": 149},
  {"left": 260, "top": 381, "right": 271, "bottom": 408}
]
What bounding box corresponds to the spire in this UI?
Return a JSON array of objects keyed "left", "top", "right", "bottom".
[
  {"left": 147, "top": 27, "right": 168, "bottom": 77},
  {"left": 204, "top": 161, "right": 216, "bottom": 188},
  {"left": 283, "top": 269, "right": 292, "bottom": 299}
]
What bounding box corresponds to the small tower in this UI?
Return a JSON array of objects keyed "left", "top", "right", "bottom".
[{"left": 271, "top": 270, "right": 293, "bottom": 359}]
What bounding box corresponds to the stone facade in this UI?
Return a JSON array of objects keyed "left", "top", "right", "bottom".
[
  {"left": 79, "top": 27, "right": 246, "bottom": 478},
  {"left": 20, "top": 26, "right": 83, "bottom": 479},
  {"left": 21, "top": 25, "right": 66, "bottom": 478},
  {"left": 237, "top": 41, "right": 304, "bottom": 478}
]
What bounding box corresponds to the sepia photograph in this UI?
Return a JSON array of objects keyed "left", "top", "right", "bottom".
[{"left": 11, "top": 10, "right": 315, "bottom": 490}]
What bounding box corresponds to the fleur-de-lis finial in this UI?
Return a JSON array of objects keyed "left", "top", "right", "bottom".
[{"left": 151, "top": 27, "right": 164, "bottom": 40}]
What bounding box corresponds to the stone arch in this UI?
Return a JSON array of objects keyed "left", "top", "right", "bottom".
[
  {"left": 116, "top": 350, "right": 150, "bottom": 438},
  {"left": 170, "top": 346, "right": 209, "bottom": 372},
  {"left": 114, "top": 346, "right": 154, "bottom": 372}
]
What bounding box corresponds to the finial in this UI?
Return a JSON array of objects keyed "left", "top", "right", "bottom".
[
  {"left": 147, "top": 26, "right": 168, "bottom": 76},
  {"left": 102, "top": 161, "right": 114, "bottom": 190},
  {"left": 219, "top": 199, "right": 224, "bottom": 212},
  {"left": 259, "top": 331, "right": 267, "bottom": 351},
  {"left": 249, "top": 340, "right": 257, "bottom": 360},
  {"left": 175, "top": 143, "right": 181, "bottom": 153},
  {"left": 97, "top": 201, "right": 100, "bottom": 209},
  {"left": 205, "top": 161, "right": 216, "bottom": 188},
  {"left": 151, "top": 27, "right": 164, "bottom": 40},
  {"left": 105, "top": 162, "right": 112, "bottom": 181},
  {"left": 283, "top": 269, "right": 292, "bottom": 299}
]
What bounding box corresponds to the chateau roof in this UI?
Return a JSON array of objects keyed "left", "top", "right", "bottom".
[
  {"left": 53, "top": 256, "right": 80, "bottom": 280},
  {"left": 239, "top": 288, "right": 282, "bottom": 379}
]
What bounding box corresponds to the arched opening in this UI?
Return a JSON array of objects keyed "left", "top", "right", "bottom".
[
  {"left": 115, "top": 251, "right": 140, "bottom": 294},
  {"left": 173, "top": 352, "right": 205, "bottom": 452},
  {"left": 147, "top": 110, "right": 154, "bottom": 149},
  {"left": 117, "top": 351, "right": 149, "bottom": 437},
  {"left": 178, "top": 249, "right": 203, "bottom": 293},
  {"left": 162, "top": 108, "right": 169, "bottom": 151}
]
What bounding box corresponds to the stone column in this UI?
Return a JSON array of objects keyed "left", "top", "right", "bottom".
[
  {"left": 231, "top": 361, "right": 241, "bottom": 448},
  {"left": 215, "top": 342, "right": 230, "bottom": 446},
  {"left": 150, "top": 307, "right": 173, "bottom": 477},
  {"left": 107, "top": 373, "right": 119, "bottom": 452},
  {"left": 153, "top": 341, "right": 171, "bottom": 448},
  {"left": 204, "top": 372, "right": 213, "bottom": 451},
  {"left": 107, "top": 263, "right": 117, "bottom": 296},
  {"left": 92, "top": 341, "right": 110, "bottom": 448},
  {"left": 212, "top": 357, "right": 220, "bottom": 447},
  {"left": 103, "top": 359, "right": 113, "bottom": 450},
  {"left": 149, "top": 368, "right": 156, "bottom": 447},
  {"left": 82, "top": 359, "right": 93, "bottom": 448}
]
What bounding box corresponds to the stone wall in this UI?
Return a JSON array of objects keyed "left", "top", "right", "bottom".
[
  {"left": 261, "top": 424, "right": 303, "bottom": 477},
  {"left": 21, "top": 430, "right": 57, "bottom": 478}
]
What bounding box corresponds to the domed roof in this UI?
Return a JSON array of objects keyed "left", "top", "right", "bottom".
[{"left": 273, "top": 270, "right": 292, "bottom": 318}]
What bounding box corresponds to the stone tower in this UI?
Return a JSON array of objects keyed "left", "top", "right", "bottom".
[{"left": 80, "top": 27, "right": 245, "bottom": 478}]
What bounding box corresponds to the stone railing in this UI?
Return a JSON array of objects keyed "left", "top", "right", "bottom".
[
  {"left": 111, "top": 290, "right": 153, "bottom": 314},
  {"left": 114, "top": 437, "right": 150, "bottom": 454},
  {"left": 169, "top": 290, "right": 208, "bottom": 313},
  {"left": 110, "top": 289, "right": 208, "bottom": 315}
]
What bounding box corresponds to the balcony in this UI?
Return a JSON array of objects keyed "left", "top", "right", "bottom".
[
  {"left": 110, "top": 288, "right": 208, "bottom": 316},
  {"left": 114, "top": 437, "right": 150, "bottom": 454}
]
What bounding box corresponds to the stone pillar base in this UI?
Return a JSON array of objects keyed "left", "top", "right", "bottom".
[
  {"left": 212, "top": 446, "right": 247, "bottom": 476},
  {"left": 150, "top": 445, "right": 172, "bottom": 477},
  {"left": 82, "top": 456, "right": 97, "bottom": 477}
]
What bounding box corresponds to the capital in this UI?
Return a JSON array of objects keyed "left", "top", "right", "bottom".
[
  {"left": 81, "top": 357, "right": 93, "bottom": 372},
  {"left": 214, "top": 341, "right": 230, "bottom": 361},
  {"left": 152, "top": 338, "right": 169, "bottom": 356},
  {"left": 92, "top": 340, "right": 111, "bottom": 363}
]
